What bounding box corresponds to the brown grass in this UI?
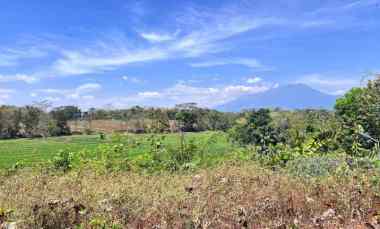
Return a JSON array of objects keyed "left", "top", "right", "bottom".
[{"left": 1, "top": 162, "right": 380, "bottom": 228}]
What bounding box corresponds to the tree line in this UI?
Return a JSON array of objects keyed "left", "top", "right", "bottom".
[
  {"left": 0, "top": 104, "right": 80, "bottom": 139},
  {"left": 0, "top": 102, "right": 237, "bottom": 139},
  {"left": 1, "top": 74, "right": 380, "bottom": 159}
]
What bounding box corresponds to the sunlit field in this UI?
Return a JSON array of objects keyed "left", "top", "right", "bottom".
[{"left": 0, "top": 132, "right": 233, "bottom": 169}]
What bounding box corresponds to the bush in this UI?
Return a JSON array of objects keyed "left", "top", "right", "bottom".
[
  {"left": 52, "top": 150, "right": 74, "bottom": 172},
  {"left": 229, "top": 109, "right": 284, "bottom": 153},
  {"left": 167, "top": 138, "right": 197, "bottom": 171},
  {"left": 286, "top": 156, "right": 342, "bottom": 178}
]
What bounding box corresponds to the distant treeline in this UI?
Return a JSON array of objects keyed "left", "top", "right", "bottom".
[
  {"left": 0, "top": 103, "right": 238, "bottom": 138},
  {"left": 0, "top": 104, "right": 80, "bottom": 139},
  {"left": 1, "top": 74, "right": 380, "bottom": 158},
  {"left": 0, "top": 100, "right": 333, "bottom": 139}
]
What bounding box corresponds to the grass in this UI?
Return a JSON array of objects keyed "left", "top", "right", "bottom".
[
  {"left": 2, "top": 132, "right": 380, "bottom": 227},
  {"left": 0, "top": 135, "right": 101, "bottom": 168},
  {"left": 1, "top": 162, "right": 379, "bottom": 228},
  {"left": 0, "top": 131, "right": 233, "bottom": 169}
]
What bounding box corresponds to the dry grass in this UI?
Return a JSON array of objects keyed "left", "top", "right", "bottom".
[{"left": 1, "top": 162, "right": 380, "bottom": 228}]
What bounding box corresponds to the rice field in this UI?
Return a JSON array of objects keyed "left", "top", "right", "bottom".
[{"left": 0, "top": 132, "right": 232, "bottom": 169}]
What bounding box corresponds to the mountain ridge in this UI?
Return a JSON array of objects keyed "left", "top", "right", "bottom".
[{"left": 217, "top": 84, "right": 338, "bottom": 112}]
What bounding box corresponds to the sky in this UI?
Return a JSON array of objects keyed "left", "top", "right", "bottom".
[{"left": 0, "top": 0, "right": 379, "bottom": 109}]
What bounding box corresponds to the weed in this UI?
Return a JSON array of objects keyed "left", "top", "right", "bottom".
[{"left": 52, "top": 150, "right": 74, "bottom": 172}]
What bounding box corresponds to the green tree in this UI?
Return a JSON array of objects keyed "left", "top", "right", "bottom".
[
  {"left": 50, "top": 106, "right": 81, "bottom": 135},
  {"left": 335, "top": 76, "right": 380, "bottom": 155},
  {"left": 229, "top": 109, "right": 283, "bottom": 154},
  {"left": 175, "top": 110, "right": 198, "bottom": 132}
]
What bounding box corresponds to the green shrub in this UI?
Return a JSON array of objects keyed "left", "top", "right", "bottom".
[
  {"left": 52, "top": 150, "right": 74, "bottom": 172},
  {"left": 167, "top": 138, "right": 197, "bottom": 171},
  {"left": 90, "top": 143, "right": 130, "bottom": 173},
  {"left": 229, "top": 109, "right": 285, "bottom": 156}
]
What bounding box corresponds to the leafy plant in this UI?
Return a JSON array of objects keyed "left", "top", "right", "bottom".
[
  {"left": 229, "top": 109, "right": 284, "bottom": 154},
  {"left": 52, "top": 150, "right": 74, "bottom": 172}
]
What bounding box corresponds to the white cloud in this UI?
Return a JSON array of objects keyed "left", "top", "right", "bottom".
[
  {"left": 36, "top": 83, "right": 102, "bottom": 101},
  {"left": 189, "top": 58, "right": 269, "bottom": 70},
  {"left": 0, "top": 46, "right": 47, "bottom": 67},
  {"left": 1, "top": 2, "right": 350, "bottom": 81},
  {"left": 300, "top": 20, "right": 335, "bottom": 28},
  {"left": 82, "top": 95, "right": 95, "bottom": 100},
  {"left": 343, "top": 0, "right": 380, "bottom": 10},
  {"left": 246, "top": 77, "right": 262, "bottom": 84},
  {"left": 44, "top": 96, "right": 61, "bottom": 102},
  {"left": 296, "top": 73, "right": 362, "bottom": 95},
  {"left": 52, "top": 47, "right": 169, "bottom": 75},
  {"left": 138, "top": 91, "right": 162, "bottom": 98},
  {"left": 108, "top": 82, "right": 271, "bottom": 108},
  {"left": 122, "top": 75, "right": 142, "bottom": 83},
  {"left": 140, "top": 32, "right": 176, "bottom": 43},
  {"left": 0, "top": 1, "right": 371, "bottom": 87},
  {"left": 0, "top": 74, "right": 38, "bottom": 84},
  {"left": 310, "top": 0, "right": 380, "bottom": 15},
  {"left": 37, "top": 89, "right": 62, "bottom": 94},
  {"left": 75, "top": 83, "right": 101, "bottom": 94},
  {"left": 171, "top": 14, "right": 285, "bottom": 57},
  {"left": 49, "top": 6, "right": 285, "bottom": 77}
]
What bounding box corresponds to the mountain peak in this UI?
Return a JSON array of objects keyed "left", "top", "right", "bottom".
[{"left": 217, "top": 84, "right": 337, "bottom": 112}]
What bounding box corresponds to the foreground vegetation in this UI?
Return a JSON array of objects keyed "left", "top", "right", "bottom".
[
  {"left": 2, "top": 75, "right": 380, "bottom": 228},
  {"left": 2, "top": 161, "right": 380, "bottom": 228}
]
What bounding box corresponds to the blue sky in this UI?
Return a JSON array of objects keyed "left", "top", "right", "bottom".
[{"left": 0, "top": 0, "right": 379, "bottom": 109}]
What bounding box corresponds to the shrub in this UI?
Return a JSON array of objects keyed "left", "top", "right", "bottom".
[
  {"left": 167, "top": 138, "right": 197, "bottom": 171},
  {"left": 89, "top": 143, "right": 130, "bottom": 173},
  {"left": 229, "top": 109, "right": 284, "bottom": 154},
  {"left": 286, "top": 156, "right": 342, "bottom": 178},
  {"left": 52, "top": 150, "right": 74, "bottom": 172}
]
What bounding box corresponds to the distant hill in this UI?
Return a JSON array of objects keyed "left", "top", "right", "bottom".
[{"left": 217, "top": 84, "right": 338, "bottom": 112}]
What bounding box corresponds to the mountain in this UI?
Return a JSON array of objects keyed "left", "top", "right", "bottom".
[{"left": 217, "top": 84, "right": 338, "bottom": 112}]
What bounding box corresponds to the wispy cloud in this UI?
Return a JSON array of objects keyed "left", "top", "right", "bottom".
[
  {"left": 343, "top": 0, "right": 380, "bottom": 9},
  {"left": 121, "top": 75, "right": 143, "bottom": 83},
  {"left": 0, "top": 74, "right": 38, "bottom": 84},
  {"left": 295, "top": 73, "right": 362, "bottom": 95},
  {"left": 171, "top": 11, "right": 285, "bottom": 57},
  {"left": 0, "top": 47, "right": 47, "bottom": 67},
  {"left": 310, "top": 0, "right": 380, "bottom": 15},
  {"left": 189, "top": 58, "right": 272, "bottom": 70},
  {"left": 246, "top": 77, "right": 262, "bottom": 84},
  {"left": 140, "top": 32, "right": 177, "bottom": 43},
  {"left": 36, "top": 83, "right": 102, "bottom": 100},
  {"left": 137, "top": 91, "right": 161, "bottom": 98},
  {"left": 52, "top": 47, "right": 169, "bottom": 76},
  {"left": 300, "top": 19, "right": 335, "bottom": 28},
  {"left": 48, "top": 6, "right": 285, "bottom": 76},
  {"left": 1, "top": 2, "right": 352, "bottom": 80}
]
